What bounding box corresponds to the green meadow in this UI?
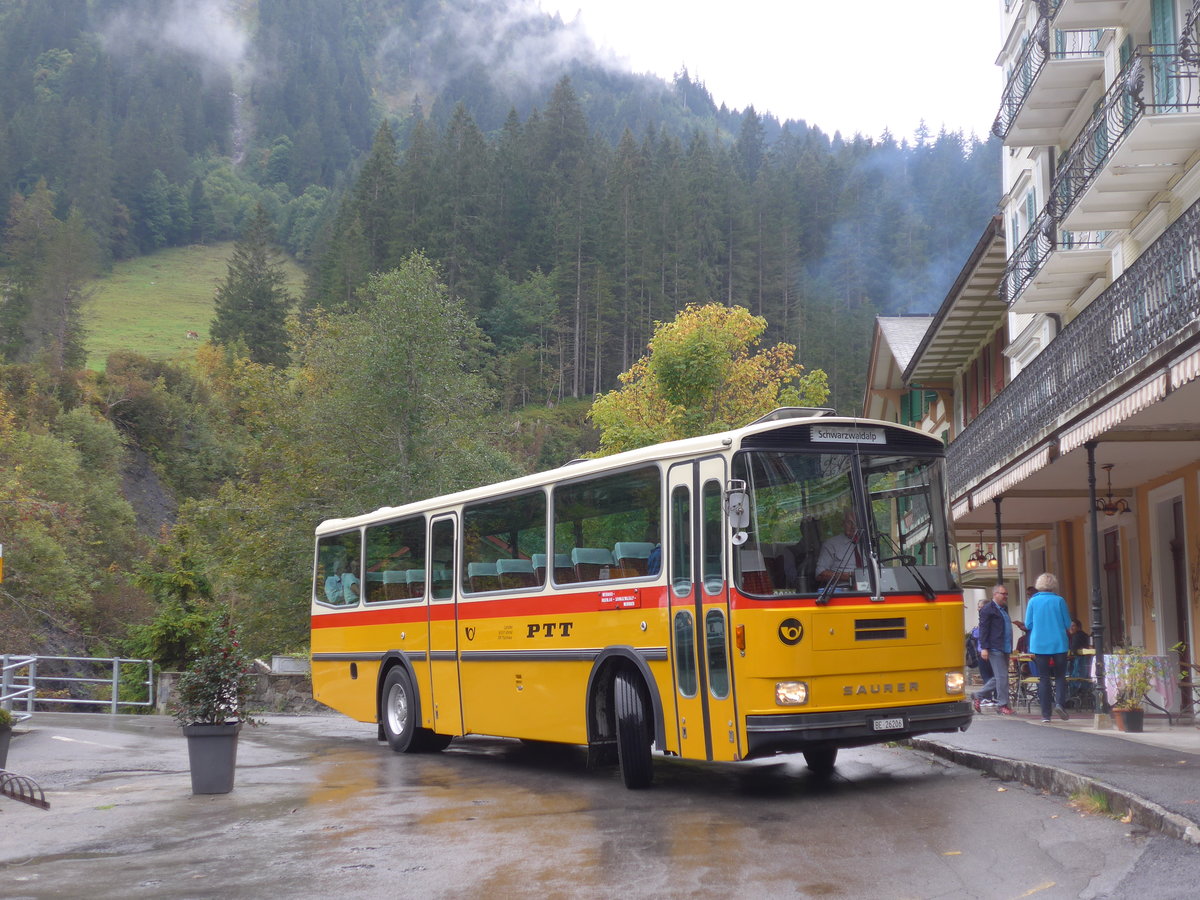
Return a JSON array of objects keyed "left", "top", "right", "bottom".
[{"left": 84, "top": 243, "right": 306, "bottom": 370}]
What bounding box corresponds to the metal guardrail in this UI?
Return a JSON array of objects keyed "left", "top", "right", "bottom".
[
  {"left": 1, "top": 655, "right": 35, "bottom": 723},
  {"left": 1, "top": 655, "right": 155, "bottom": 719}
]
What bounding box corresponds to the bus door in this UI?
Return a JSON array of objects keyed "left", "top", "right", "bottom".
[
  {"left": 427, "top": 515, "right": 464, "bottom": 736},
  {"left": 667, "top": 457, "right": 740, "bottom": 762}
]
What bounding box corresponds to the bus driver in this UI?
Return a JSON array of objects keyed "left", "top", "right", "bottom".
[{"left": 817, "top": 509, "right": 861, "bottom": 586}]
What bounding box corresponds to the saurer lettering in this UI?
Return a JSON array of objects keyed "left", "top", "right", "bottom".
[{"left": 842, "top": 681, "right": 919, "bottom": 696}]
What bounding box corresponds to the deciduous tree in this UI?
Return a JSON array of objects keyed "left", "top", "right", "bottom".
[
  {"left": 183, "top": 253, "right": 519, "bottom": 652},
  {"left": 589, "top": 302, "right": 829, "bottom": 455}
]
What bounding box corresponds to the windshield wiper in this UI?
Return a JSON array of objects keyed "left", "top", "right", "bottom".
[
  {"left": 816, "top": 530, "right": 861, "bottom": 606},
  {"left": 878, "top": 534, "right": 936, "bottom": 602}
]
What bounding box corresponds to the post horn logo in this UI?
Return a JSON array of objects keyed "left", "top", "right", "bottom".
[
  {"left": 778, "top": 618, "right": 803, "bottom": 645},
  {"left": 465, "top": 626, "right": 476, "bottom": 641}
]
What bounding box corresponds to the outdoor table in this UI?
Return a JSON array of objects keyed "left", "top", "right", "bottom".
[{"left": 1103, "top": 653, "right": 1178, "bottom": 717}]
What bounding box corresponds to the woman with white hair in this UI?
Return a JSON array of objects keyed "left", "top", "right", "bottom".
[{"left": 1027, "top": 572, "right": 1072, "bottom": 722}]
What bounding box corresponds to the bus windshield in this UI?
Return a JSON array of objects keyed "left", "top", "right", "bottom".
[{"left": 731, "top": 449, "right": 955, "bottom": 597}]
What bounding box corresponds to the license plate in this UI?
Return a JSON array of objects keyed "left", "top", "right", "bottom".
[{"left": 873, "top": 717, "right": 904, "bottom": 731}]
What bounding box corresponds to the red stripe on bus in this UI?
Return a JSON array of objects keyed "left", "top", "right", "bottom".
[
  {"left": 726, "top": 591, "right": 961, "bottom": 609},
  {"left": 311, "top": 585, "right": 672, "bottom": 628},
  {"left": 311, "top": 584, "right": 958, "bottom": 629}
]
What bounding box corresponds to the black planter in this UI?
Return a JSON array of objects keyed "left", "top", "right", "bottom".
[
  {"left": 182, "top": 722, "right": 242, "bottom": 794},
  {"left": 1113, "top": 707, "right": 1145, "bottom": 733}
]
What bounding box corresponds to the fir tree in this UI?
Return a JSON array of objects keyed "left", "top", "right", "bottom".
[{"left": 210, "top": 204, "right": 292, "bottom": 367}]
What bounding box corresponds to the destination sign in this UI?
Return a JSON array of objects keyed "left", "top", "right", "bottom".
[{"left": 811, "top": 425, "right": 886, "bottom": 444}]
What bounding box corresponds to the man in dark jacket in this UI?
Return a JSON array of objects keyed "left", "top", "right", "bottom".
[{"left": 973, "top": 583, "right": 1014, "bottom": 715}]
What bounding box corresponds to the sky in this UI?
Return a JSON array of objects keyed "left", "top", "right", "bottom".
[{"left": 540, "top": 1, "right": 1004, "bottom": 141}]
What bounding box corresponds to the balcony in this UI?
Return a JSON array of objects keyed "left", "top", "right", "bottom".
[
  {"left": 994, "top": 21, "right": 1107, "bottom": 146},
  {"left": 1053, "top": 0, "right": 1136, "bottom": 29},
  {"left": 1055, "top": 44, "right": 1200, "bottom": 233},
  {"left": 949, "top": 194, "right": 1200, "bottom": 499},
  {"left": 1003, "top": 207, "right": 1109, "bottom": 312},
  {"left": 1185, "top": 2, "right": 1200, "bottom": 65}
]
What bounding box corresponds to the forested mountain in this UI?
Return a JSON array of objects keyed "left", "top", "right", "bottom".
[
  {"left": 309, "top": 101, "right": 997, "bottom": 408},
  {"left": 0, "top": 0, "right": 999, "bottom": 657},
  {"left": 1, "top": 0, "right": 999, "bottom": 406}
]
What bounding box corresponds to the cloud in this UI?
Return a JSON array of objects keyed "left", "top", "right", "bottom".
[
  {"left": 376, "top": 0, "right": 619, "bottom": 100},
  {"left": 99, "top": 0, "right": 248, "bottom": 76}
]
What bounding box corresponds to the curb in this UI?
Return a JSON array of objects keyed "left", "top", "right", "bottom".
[{"left": 910, "top": 737, "right": 1200, "bottom": 846}]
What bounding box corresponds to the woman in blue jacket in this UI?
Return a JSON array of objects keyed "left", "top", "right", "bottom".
[{"left": 1027, "top": 572, "right": 1072, "bottom": 722}]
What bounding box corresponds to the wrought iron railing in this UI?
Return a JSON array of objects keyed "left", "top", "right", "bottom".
[
  {"left": 1004, "top": 209, "right": 1056, "bottom": 302},
  {"left": 994, "top": 16, "right": 1052, "bottom": 140},
  {"left": 1003, "top": 206, "right": 1106, "bottom": 304},
  {"left": 1182, "top": 1, "right": 1200, "bottom": 64},
  {"left": 949, "top": 196, "right": 1200, "bottom": 498},
  {"left": 1053, "top": 44, "right": 1200, "bottom": 223},
  {"left": 993, "top": 8, "right": 1106, "bottom": 141}
]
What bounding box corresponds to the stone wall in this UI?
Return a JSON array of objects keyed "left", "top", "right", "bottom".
[{"left": 156, "top": 670, "right": 326, "bottom": 716}]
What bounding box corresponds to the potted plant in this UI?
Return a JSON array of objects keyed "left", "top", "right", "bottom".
[
  {"left": 0, "top": 706, "right": 13, "bottom": 769},
  {"left": 1110, "top": 646, "right": 1156, "bottom": 733},
  {"left": 171, "top": 616, "right": 262, "bottom": 794}
]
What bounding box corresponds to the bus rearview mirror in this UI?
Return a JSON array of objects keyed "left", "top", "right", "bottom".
[{"left": 725, "top": 481, "right": 750, "bottom": 529}]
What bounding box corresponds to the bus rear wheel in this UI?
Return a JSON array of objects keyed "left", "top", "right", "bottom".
[
  {"left": 803, "top": 747, "right": 838, "bottom": 776},
  {"left": 614, "top": 670, "right": 653, "bottom": 789},
  {"left": 381, "top": 667, "right": 419, "bottom": 753}
]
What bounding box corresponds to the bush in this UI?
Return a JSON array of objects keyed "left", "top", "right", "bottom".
[
  {"left": 169, "top": 616, "right": 262, "bottom": 726},
  {"left": 1111, "top": 646, "right": 1156, "bottom": 710}
]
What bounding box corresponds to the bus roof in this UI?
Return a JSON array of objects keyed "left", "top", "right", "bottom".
[{"left": 314, "top": 410, "right": 938, "bottom": 535}]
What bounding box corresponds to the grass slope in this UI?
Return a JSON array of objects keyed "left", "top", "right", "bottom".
[{"left": 85, "top": 243, "right": 306, "bottom": 370}]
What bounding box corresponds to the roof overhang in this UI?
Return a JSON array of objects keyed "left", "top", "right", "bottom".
[{"left": 904, "top": 216, "right": 1007, "bottom": 385}]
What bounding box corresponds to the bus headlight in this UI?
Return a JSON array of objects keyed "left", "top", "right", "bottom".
[
  {"left": 945, "top": 672, "right": 965, "bottom": 694},
  {"left": 776, "top": 681, "right": 808, "bottom": 706}
]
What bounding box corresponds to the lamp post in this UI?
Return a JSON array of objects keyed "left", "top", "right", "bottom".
[
  {"left": 1085, "top": 441, "right": 1109, "bottom": 715},
  {"left": 993, "top": 496, "right": 1004, "bottom": 585}
]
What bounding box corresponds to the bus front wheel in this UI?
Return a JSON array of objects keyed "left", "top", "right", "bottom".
[
  {"left": 381, "top": 667, "right": 419, "bottom": 753},
  {"left": 613, "top": 670, "right": 653, "bottom": 789},
  {"left": 803, "top": 747, "right": 838, "bottom": 776}
]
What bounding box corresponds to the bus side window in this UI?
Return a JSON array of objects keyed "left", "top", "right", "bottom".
[
  {"left": 430, "top": 520, "right": 455, "bottom": 600},
  {"left": 674, "top": 611, "right": 698, "bottom": 697},
  {"left": 316, "top": 531, "right": 361, "bottom": 607},
  {"left": 364, "top": 516, "right": 425, "bottom": 604},
  {"left": 462, "top": 491, "right": 546, "bottom": 594},
  {"left": 670, "top": 484, "right": 691, "bottom": 597},
  {"left": 702, "top": 480, "right": 723, "bottom": 594},
  {"left": 706, "top": 609, "right": 729, "bottom": 698},
  {"left": 552, "top": 466, "right": 661, "bottom": 586}
]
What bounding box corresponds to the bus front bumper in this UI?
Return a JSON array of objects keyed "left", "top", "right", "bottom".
[{"left": 744, "top": 700, "right": 972, "bottom": 759}]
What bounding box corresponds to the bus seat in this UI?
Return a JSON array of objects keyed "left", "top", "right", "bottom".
[
  {"left": 496, "top": 558, "right": 539, "bottom": 589},
  {"left": 404, "top": 569, "right": 425, "bottom": 598},
  {"left": 467, "top": 561, "right": 500, "bottom": 593},
  {"left": 531, "top": 553, "right": 548, "bottom": 584},
  {"left": 553, "top": 553, "right": 575, "bottom": 584},
  {"left": 613, "top": 541, "right": 655, "bottom": 575},
  {"left": 364, "top": 571, "right": 385, "bottom": 603},
  {"left": 758, "top": 543, "right": 789, "bottom": 588},
  {"left": 739, "top": 548, "right": 774, "bottom": 595},
  {"left": 571, "top": 547, "right": 615, "bottom": 581},
  {"left": 382, "top": 570, "right": 407, "bottom": 601}
]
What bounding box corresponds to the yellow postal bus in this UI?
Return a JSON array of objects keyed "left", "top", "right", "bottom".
[{"left": 310, "top": 409, "right": 971, "bottom": 788}]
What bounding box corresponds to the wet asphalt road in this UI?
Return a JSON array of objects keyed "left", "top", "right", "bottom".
[{"left": 1, "top": 713, "right": 1197, "bottom": 898}]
